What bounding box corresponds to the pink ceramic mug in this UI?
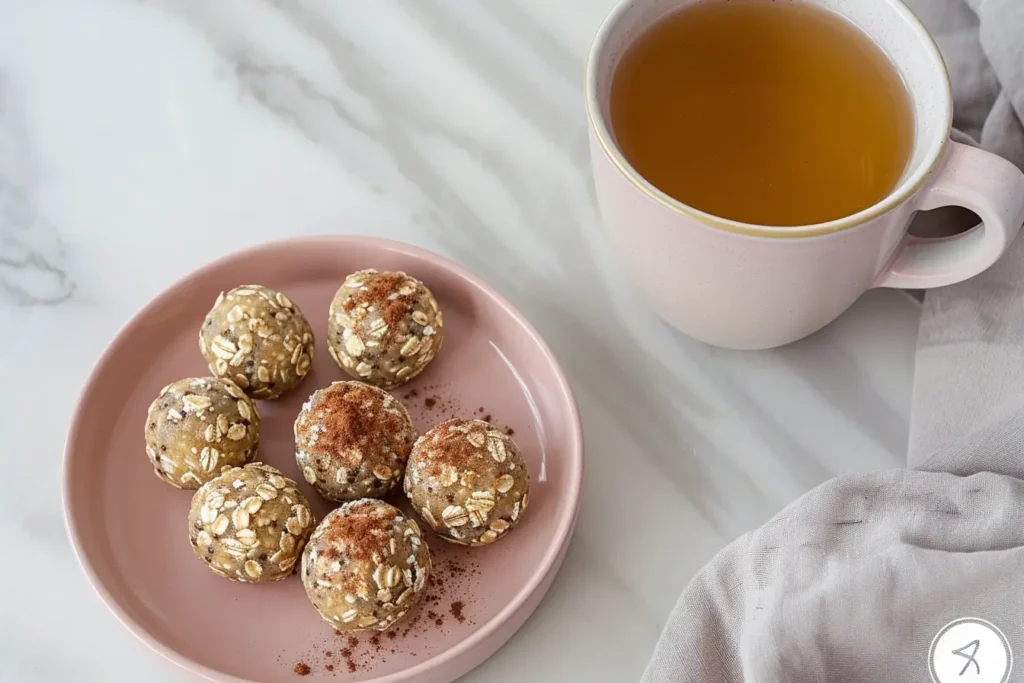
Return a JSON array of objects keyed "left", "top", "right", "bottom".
[{"left": 587, "top": 0, "right": 1024, "bottom": 350}]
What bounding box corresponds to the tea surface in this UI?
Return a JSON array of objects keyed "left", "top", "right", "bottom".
[{"left": 610, "top": 1, "right": 914, "bottom": 226}]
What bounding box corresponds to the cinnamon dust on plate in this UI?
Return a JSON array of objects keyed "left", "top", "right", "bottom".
[
  {"left": 450, "top": 601, "right": 465, "bottom": 624},
  {"left": 294, "top": 554, "right": 477, "bottom": 674}
]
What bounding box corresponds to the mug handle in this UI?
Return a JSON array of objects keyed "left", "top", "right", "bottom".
[{"left": 875, "top": 141, "right": 1024, "bottom": 289}]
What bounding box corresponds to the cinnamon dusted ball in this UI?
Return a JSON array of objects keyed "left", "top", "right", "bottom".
[
  {"left": 404, "top": 419, "right": 530, "bottom": 547},
  {"left": 302, "top": 499, "right": 430, "bottom": 632},
  {"left": 188, "top": 463, "right": 315, "bottom": 583},
  {"left": 200, "top": 285, "right": 315, "bottom": 400},
  {"left": 326, "top": 270, "right": 443, "bottom": 389},
  {"left": 144, "top": 377, "right": 260, "bottom": 489},
  {"left": 294, "top": 381, "right": 417, "bottom": 501}
]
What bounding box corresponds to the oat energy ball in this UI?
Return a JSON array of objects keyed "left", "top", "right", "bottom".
[
  {"left": 188, "top": 463, "right": 314, "bottom": 583},
  {"left": 200, "top": 285, "right": 315, "bottom": 400},
  {"left": 302, "top": 499, "right": 430, "bottom": 632},
  {"left": 405, "top": 419, "right": 530, "bottom": 547},
  {"left": 327, "top": 270, "right": 443, "bottom": 389},
  {"left": 295, "top": 381, "right": 417, "bottom": 502},
  {"left": 145, "top": 377, "right": 260, "bottom": 490}
]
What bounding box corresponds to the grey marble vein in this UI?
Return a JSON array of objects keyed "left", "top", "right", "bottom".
[{"left": 0, "top": 77, "right": 74, "bottom": 306}]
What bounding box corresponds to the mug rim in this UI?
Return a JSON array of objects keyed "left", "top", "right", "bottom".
[{"left": 585, "top": 0, "right": 954, "bottom": 239}]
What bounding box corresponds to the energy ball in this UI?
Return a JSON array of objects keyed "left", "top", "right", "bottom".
[
  {"left": 327, "top": 270, "right": 443, "bottom": 389},
  {"left": 302, "top": 499, "right": 430, "bottom": 632},
  {"left": 294, "top": 381, "right": 417, "bottom": 501},
  {"left": 188, "top": 463, "right": 314, "bottom": 583},
  {"left": 200, "top": 285, "right": 315, "bottom": 400},
  {"left": 145, "top": 377, "right": 260, "bottom": 490},
  {"left": 405, "top": 419, "right": 530, "bottom": 547}
]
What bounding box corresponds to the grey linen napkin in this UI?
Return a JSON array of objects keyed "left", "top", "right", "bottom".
[{"left": 641, "top": 1, "right": 1024, "bottom": 681}]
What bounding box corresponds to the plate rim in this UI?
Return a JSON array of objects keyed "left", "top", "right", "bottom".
[{"left": 62, "top": 235, "right": 585, "bottom": 683}]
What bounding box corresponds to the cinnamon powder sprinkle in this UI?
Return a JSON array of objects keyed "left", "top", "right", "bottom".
[
  {"left": 416, "top": 419, "right": 496, "bottom": 479},
  {"left": 342, "top": 271, "right": 413, "bottom": 344},
  {"left": 320, "top": 500, "right": 400, "bottom": 563},
  {"left": 296, "top": 383, "right": 411, "bottom": 473},
  {"left": 293, "top": 663, "right": 311, "bottom": 676}
]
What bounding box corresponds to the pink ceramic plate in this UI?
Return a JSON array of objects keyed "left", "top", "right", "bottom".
[{"left": 63, "top": 236, "right": 583, "bottom": 682}]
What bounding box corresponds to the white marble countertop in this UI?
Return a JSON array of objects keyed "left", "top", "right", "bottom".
[{"left": 1, "top": 1, "right": 921, "bottom": 681}]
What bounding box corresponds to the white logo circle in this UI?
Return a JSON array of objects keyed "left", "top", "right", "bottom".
[{"left": 930, "top": 618, "right": 1012, "bottom": 683}]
